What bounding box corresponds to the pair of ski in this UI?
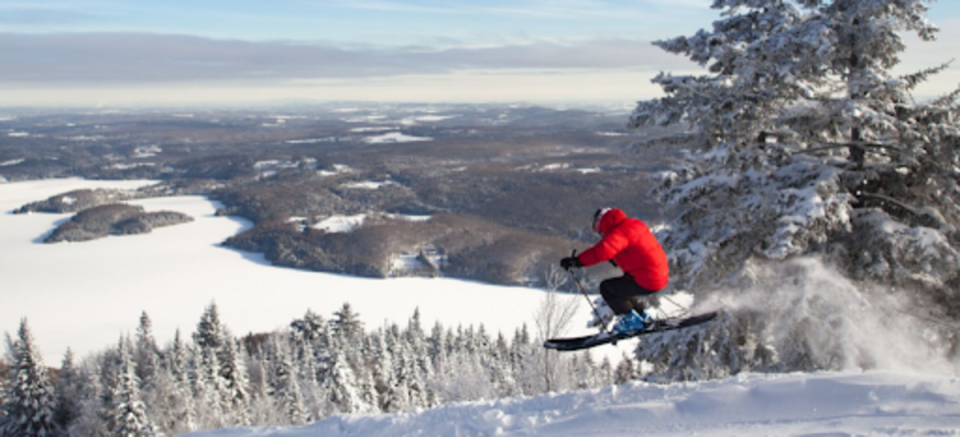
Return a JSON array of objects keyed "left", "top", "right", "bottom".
[{"left": 543, "top": 311, "right": 718, "bottom": 351}]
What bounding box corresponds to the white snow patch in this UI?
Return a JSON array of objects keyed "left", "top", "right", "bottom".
[
  {"left": 577, "top": 167, "right": 602, "bottom": 174},
  {"left": 414, "top": 114, "right": 458, "bottom": 122},
  {"left": 390, "top": 249, "right": 446, "bottom": 275},
  {"left": 313, "top": 214, "right": 367, "bottom": 233},
  {"left": 0, "top": 158, "right": 25, "bottom": 167},
  {"left": 7, "top": 131, "right": 29, "bottom": 137},
  {"left": 66, "top": 135, "right": 105, "bottom": 141},
  {"left": 317, "top": 164, "right": 353, "bottom": 177},
  {"left": 519, "top": 163, "right": 571, "bottom": 172},
  {"left": 133, "top": 145, "right": 162, "bottom": 158},
  {"left": 60, "top": 196, "right": 76, "bottom": 205},
  {"left": 363, "top": 132, "right": 433, "bottom": 144},
  {"left": 254, "top": 160, "right": 299, "bottom": 171},
  {"left": 254, "top": 160, "right": 281, "bottom": 169},
  {"left": 349, "top": 126, "right": 396, "bottom": 133},
  {"left": 400, "top": 115, "right": 459, "bottom": 125},
  {"left": 286, "top": 137, "right": 339, "bottom": 144},
  {"left": 539, "top": 163, "right": 569, "bottom": 171},
  {"left": 342, "top": 180, "right": 394, "bottom": 190},
  {"left": 596, "top": 131, "right": 627, "bottom": 136},
  {"left": 384, "top": 213, "right": 432, "bottom": 222},
  {"left": 0, "top": 115, "right": 16, "bottom": 121},
  {"left": 185, "top": 371, "right": 960, "bottom": 437},
  {"left": 111, "top": 163, "right": 156, "bottom": 170},
  {"left": 343, "top": 115, "right": 388, "bottom": 123}
]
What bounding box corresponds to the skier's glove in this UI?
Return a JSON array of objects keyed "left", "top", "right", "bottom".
[{"left": 560, "top": 256, "right": 582, "bottom": 270}]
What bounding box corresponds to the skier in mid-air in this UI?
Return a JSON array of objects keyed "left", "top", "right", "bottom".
[{"left": 560, "top": 207, "right": 669, "bottom": 335}]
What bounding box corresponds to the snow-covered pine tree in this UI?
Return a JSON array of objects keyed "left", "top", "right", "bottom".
[
  {"left": 134, "top": 312, "right": 159, "bottom": 387},
  {"left": 108, "top": 338, "right": 156, "bottom": 437},
  {"left": 0, "top": 319, "right": 58, "bottom": 437},
  {"left": 162, "top": 329, "right": 196, "bottom": 434},
  {"left": 489, "top": 332, "right": 519, "bottom": 398},
  {"left": 630, "top": 0, "right": 960, "bottom": 378},
  {"left": 331, "top": 303, "right": 363, "bottom": 345},
  {"left": 195, "top": 345, "right": 230, "bottom": 429},
  {"left": 66, "top": 361, "right": 109, "bottom": 437},
  {"left": 291, "top": 309, "right": 327, "bottom": 346},
  {"left": 287, "top": 329, "right": 323, "bottom": 419},
  {"left": 271, "top": 337, "right": 309, "bottom": 425},
  {"left": 54, "top": 349, "right": 82, "bottom": 431},
  {"left": 195, "top": 303, "right": 225, "bottom": 352},
  {"left": 368, "top": 332, "right": 397, "bottom": 412},
  {"left": 318, "top": 350, "right": 367, "bottom": 416},
  {"left": 613, "top": 353, "right": 638, "bottom": 385},
  {"left": 219, "top": 329, "right": 251, "bottom": 426}
]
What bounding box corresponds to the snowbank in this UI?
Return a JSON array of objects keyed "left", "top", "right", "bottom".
[{"left": 185, "top": 371, "right": 960, "bottom": 436}]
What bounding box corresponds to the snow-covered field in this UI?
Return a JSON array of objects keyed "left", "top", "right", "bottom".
[
  {"left": 0, "top": 178, "right": 620, "bottom": 363},
  {"left": 363, "top": 132, "right": 433, "bottom": 143},
  {"left": 186, "top": 371, "right": 960, "bottom": 436}
]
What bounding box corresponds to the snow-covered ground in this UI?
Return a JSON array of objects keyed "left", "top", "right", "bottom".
[
  {"left": 0, "top": 178, "right": 625, "bottom": 364},
  {"left": 363, "top": 132, "right": 433, "bottom": 144},
  {"left": 341, "top": 180, "right": 394, "bottom": 189},
  {"left": 186, "top": 371, "right": 960, "bottom": 436},
  {"left": 312, "top": 214, "right": 367, "bottom": 233}
]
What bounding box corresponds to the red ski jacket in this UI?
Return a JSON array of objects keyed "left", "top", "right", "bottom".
[{"left": 577, "top": 208, "right": 669, "bottom": 291}]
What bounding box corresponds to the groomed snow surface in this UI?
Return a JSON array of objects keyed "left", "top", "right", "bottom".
[{"left": 186, "top": 371, "right": 960, "bottom": 436}]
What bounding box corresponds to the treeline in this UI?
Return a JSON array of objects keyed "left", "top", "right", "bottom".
[{"left": 1, "top": 302, "right": 634, "bottom": 436}]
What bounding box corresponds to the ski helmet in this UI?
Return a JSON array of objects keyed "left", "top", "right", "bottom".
[{"left": 592, "top": 208, "right": 611, "bottom": 234}]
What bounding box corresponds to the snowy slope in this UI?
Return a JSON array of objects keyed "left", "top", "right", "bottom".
[{"left": 185, "top": 371, "right": 960, "bottom": 436}]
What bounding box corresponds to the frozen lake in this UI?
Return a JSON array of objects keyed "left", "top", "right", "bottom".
[{"left": 0, "top": 179, "right": 624, "bottom": 363}]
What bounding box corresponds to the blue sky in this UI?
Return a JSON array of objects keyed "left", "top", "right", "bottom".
[
  {"left": 1, "top": 0, "right": 958, "bottom": 107},
  {"left": 3, "top": 0, "right": 716, "bottom": 44}
]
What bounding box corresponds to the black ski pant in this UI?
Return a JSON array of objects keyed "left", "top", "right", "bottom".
[{"left": 600, "top": 275, "right": 657, "bottom": 315}]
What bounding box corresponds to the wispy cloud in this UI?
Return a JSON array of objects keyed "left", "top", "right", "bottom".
[
  {"left": 0, "top": 32, "right": 692, "bottom": 85},
  {"left": 0, "top": 7, "right": 94, "bottom": 25}
]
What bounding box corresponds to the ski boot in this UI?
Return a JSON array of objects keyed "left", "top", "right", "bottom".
[{"left": 612, "top": 310, "right": 652, "bottom": 335}]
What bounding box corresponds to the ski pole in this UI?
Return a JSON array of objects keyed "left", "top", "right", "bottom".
[{"left": 566, "top": 250, "right": 601, "bottom": 319}]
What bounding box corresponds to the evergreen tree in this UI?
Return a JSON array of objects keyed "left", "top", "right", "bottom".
[
  {"left": 195, "top": 303, "right": 225, "bottom": 352},
  {"left": 195, "top": 346, "right": 229, "bottom": 429},
  {"left": 291, "top": 309, "right": 327, "bottom": 346},
  {"left": 631, "top": 0, "right": 960, "bottom": 377},
  {"left": 162, "top": 329, "right": 197, "bottom": 434},
  {"left": 108, "top": 338, "right": 156, "bottom": 437},
  {"left": 219, "top": 330, "right": 252, "bottom": 426},
  {"left": 66, "top": 362, "right": 109, "bottom": 437},
  {"left": 319, "top": 351, "right": 366, "bottom": 416},
  {"left": 331, "top": 303, "right": 363, "bottom": 345},
  {"left": 271, "top": 338, "right": 308, "bottom": 425},
  {"left": 1, "top": 319, "right": 58, "bottom": 437},
  {"left": 134, "top": 312, "right": 159, "bottom": 387},
  {"left": 54, "top": 349, "right": 82, "bottom": 431},
  {"left": 614, "top": 353, "right": 638, "bottom": 385}
]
